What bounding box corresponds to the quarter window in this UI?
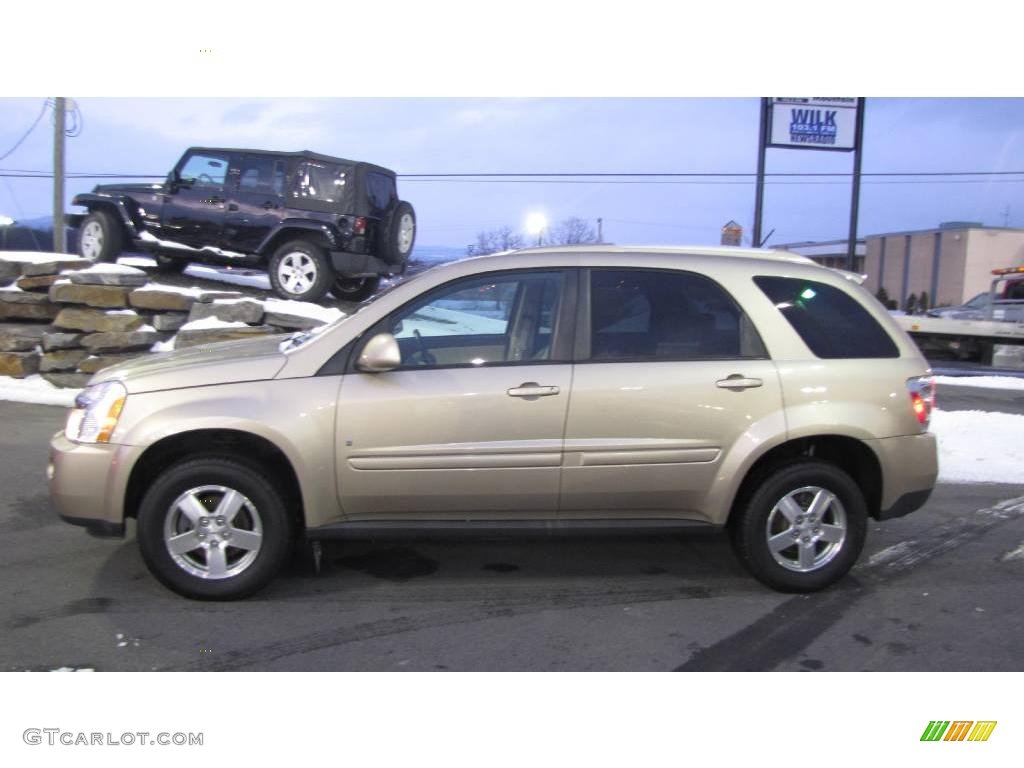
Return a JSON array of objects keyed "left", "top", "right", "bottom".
[
  {"left": 586, "top": 269, "right": 765, "bottom": 361},
  {"left": 753, "top": 276, "right": 899, "bottom": 358}
]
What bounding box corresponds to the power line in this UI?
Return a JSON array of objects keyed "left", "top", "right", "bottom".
[
  {"left": 3, "top": 168, "right": 1024, "bottom": 179},
  {"left": 0, "top": 100, "right": 51, "bottom": 164}
]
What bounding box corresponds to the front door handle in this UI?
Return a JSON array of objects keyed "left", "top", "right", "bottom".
[
  {"left": 507, "top": 382, "right": 560, "bottom": 398},
  {"left": 716, "top": 374, "right": 763, "bottom": 390}
]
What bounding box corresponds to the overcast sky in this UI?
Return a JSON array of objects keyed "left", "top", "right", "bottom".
[{"left": 1, "top": 97, "right": 1022, "bottom": 249}]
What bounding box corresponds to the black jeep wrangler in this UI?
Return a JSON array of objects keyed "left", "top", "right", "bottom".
[{"left": 67, "top": 147, "right": 416, "bottom": 302}]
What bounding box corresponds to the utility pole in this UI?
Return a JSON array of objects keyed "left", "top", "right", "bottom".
[
  {"left": 752, "top": 97, "right": 769, "bottom": 248},
  {"left": 597, "top": 217, "right": 603, "bottom": 243},
  {"left": 845, "top": 97, "right": 866, "bottom": 272},
  {"left": 53, "top": 97, "right": 66, "bottom": 254}
]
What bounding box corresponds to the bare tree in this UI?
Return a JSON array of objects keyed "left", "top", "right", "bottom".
[
  {"left": 468, "top": 225, "right": 526, "bottom": 255},
  {"left": 547, "top": 217, "right": 598, "bottom": 245}
]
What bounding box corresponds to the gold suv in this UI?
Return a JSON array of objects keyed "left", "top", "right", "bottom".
[{"left": 49, "top": 246, "right": 938, "bottom": 599}]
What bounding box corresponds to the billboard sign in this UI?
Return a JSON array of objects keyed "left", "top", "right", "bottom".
[{"left": 769, "top": 98, "right": 860, "bottom": 151}]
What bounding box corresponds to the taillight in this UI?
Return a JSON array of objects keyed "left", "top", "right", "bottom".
[
  {"left": 906, "top": 375, "right": 935, "bottom": 429},
  {"left": 354, "top": 216, "right": 367, "bottom": 236}
]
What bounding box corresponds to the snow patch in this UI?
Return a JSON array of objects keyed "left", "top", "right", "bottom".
[
  {"left": 132, "top": 282, "right": 205, "bottom": 297},
  {"left": 932, "top": 409, "right": 1024, "bottom": 484},
  {"left": 1001, "top": 542, "right": 1024, "bottom": 562},
  {"left": 934, "top": 375, "right": 1024, "bottom": 391},
  {"left": 150, "top": 339, "right": 175, "bottom": 352},
  {"left": 0, "top": 251, "right": 88, "bottom": 265},
  {"left": 50, "top": 667, "right": 95, "bottom": 672},
  {"left": 61, "top": 263, "right": 147, "bottom": 277},
  {"left": 263, "top": 298, "right": 345, "bottom": 323},
  {"left": 117, "top": 255, "right": 158, "bottom": 268},
  {"left": 106, "top": 309, "right": 139, "bottom": 316},
  {"left": 179, "top": 317, "right": 249, "bottom": 331},
  {"left": 186, "top": 264, "right": 271, "bottom": 290},
  {"left": 0, "top": 375, "right": 80, "bottom": 406}
]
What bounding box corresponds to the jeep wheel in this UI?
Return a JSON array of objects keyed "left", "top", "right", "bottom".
[
  {"left": 78, "top": 210, "right": 123, "bottom": 262},
  {"left": 332, "top": 275, "right": 381, "bottom": 302},
  {"left": 268, "top": 240, "right": 334, "bottom": 302},
  {"left": 730, "top": 460, "right": 867, "bottom": 593},
  {"left": 136, "top": 457, "right": 294, "bottom": 600},
  {"left": 381, "top": 201, "right": 416, "bottom": 265}
]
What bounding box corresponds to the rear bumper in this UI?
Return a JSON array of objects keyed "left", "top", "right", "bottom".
[
  {"left": 871, "top": 432, "right": 938, "bottom": 520},
  {"left": 48, "top": 430, "right": 134, "bottom": 538}
]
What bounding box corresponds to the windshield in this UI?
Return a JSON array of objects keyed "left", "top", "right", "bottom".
[{"left": 963, "top": 292, "right": 989, "bottom": 309}]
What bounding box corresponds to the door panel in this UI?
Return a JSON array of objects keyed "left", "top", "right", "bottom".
[
  {"left": 561, "top": 360, "right": 782, "bottom": 518},
  {"left": 335, "top": 365, "right": 572, "bottom": 519},
  {"left": 561, "top": 267, "right": 784, "bottom": 520},
  {"left": 335, "top": 268, "right": 574, "bottom": 520},
  {"left": 225, "top": 155, "right": 286, "bottom": 252},
  {"left": 161, "top": 151, "right": 229, "bottom": 247}
]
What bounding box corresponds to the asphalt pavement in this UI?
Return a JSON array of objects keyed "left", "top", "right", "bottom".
[{"left": 1, "top": 394, "right": 1022, "bottom": 672}]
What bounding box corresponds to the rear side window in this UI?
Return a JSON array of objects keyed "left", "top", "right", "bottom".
[
  {"left": 754, "top": 276, "right": 899, "bottom": 358},
  {"left": 292, "top": 161, "right": 347, "bottom": 203},
  {"left": 587, "top": 269, "right": 766, "bottom": 361}
]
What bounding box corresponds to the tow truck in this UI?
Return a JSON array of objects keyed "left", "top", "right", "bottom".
[{"left": 892, "top": 266, "right": 1024, "bottom": 365}]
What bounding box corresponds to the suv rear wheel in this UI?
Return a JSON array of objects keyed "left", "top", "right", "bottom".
[
  {"left": 332, "top": 275, "right": 381, "bottom": 302},
  {"left": 78, "top": 210, "right": 123, "bottom": 262},
  {"left": 730, "top": 460, "right": 867, "bottom": 592},
  {"left": 136, "top": 457, "right": 294, "bottom": 600},
  {"left": 268, "top": 240, "right": 334, "bottom": 302}
]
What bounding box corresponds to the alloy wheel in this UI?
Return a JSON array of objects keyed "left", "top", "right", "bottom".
[
  {"left": 764, "top": 485, "right": 847, "bottom": 572},
  {"left": 162, "top": 485, "right": 264, "bottom": 580},
  {"left": 277, "top": 251, "right": 318, "bottom": 295}
]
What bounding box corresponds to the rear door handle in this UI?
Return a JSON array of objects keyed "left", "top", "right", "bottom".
[
  {"left": 507, "top": 382, "right": 560, "bottom": 398},
  {"left": 716, "top": 375, "right": 763, "bottom": 390}
]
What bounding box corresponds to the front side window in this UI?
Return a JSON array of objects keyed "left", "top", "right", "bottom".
[
  {"left": 587, "top": 269, "right": 765, "bottom": 361},
  {"left": 292, "top": 162, "right": 348, "bottom": 203},
  {"left": 754, "top": 276, "right": 899, "bottom": 358},
  {"left": 383, "top": 271, "right": 564, "bottom": 368},
  {"left": 179, "top": 153, "right": 228, "bottom": 188}
]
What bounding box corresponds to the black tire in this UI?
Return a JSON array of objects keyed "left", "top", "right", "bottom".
[
  {"left": 268, "top": 239, "right": 334, "bottom": 302},
  {"left": 332, "top": 275, "right": 381, "bottom": 302},
  {"left": 380, "top": 200, "right": 416, "bottom": 265},
  {"left": 136, "top": 456, "right": 294, "bottom": 600},
  {"left": 77, "top": 210, "right": 123, "bottom": 262},
  {"left": 153, "top": 253, "right": 188, "bottom": 273},
  {"left": 729, "top": 460, "right": 867, "bottom": 593}
]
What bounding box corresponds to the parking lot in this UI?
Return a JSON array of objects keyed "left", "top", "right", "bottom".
[{"left": 1, "top": 383, "right": 1022, "bottom": 672}]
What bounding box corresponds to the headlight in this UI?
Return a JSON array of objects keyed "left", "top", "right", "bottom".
[{"left": 65, "top": 381, "right": 127, "bottom": 444}]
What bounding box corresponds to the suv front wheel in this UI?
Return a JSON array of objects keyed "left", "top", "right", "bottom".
[
  {"left": 730, "top": 460, "right": 867, "bottom": 592},
  {"left": 268, "top": 240, "right": 334, "bottom": 302},
  {"left": 136, "top": 457, "right": 294, "bottom": 600},
  {"left": 78, "top": 210, "right": 123, "bottom": 262}
]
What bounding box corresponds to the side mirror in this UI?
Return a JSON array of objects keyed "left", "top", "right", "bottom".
[{"left": 356, "top": 332, "right": 401, "bottom": 372}]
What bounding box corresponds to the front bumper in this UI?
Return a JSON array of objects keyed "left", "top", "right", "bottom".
[
  {"left": 871, "top": 431, "right": 939, "bottom": 520},
  {"left": 48, "top": 431, "right": 135, "bottom": 538}
]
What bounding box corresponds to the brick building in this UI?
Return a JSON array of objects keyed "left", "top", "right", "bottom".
[{"left": 862, "top": 223, "right": 1024, "bottom": 308}]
